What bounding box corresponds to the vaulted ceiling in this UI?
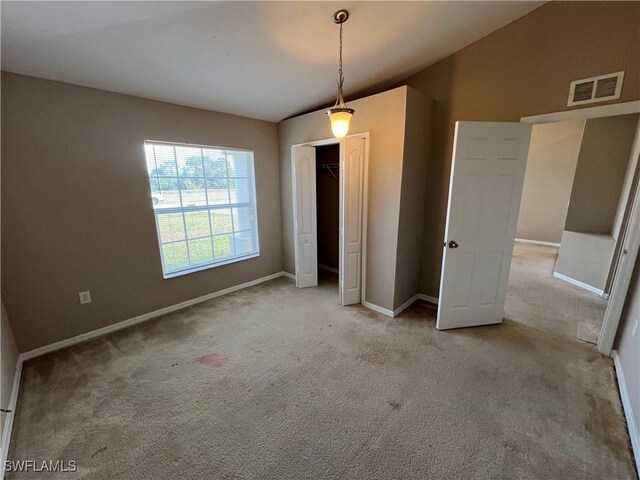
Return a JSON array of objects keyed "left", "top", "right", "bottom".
[{"left": 1, "top": 1, "right": 544, "bottom": 122}]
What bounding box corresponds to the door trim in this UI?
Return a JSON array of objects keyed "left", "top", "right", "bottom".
[
  {"left": 598, "top": 158, "right": 640, "bottom": 355},
  {"left": 358, "top": 132, "right": 371, "bottom": 307},
  {"left": 521, "top": 100, "right": 640, "bottom": 124}
]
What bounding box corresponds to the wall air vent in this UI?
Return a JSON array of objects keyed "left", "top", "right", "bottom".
[{"left": 568, "top": 71, "right": 624, "bottom": 107}]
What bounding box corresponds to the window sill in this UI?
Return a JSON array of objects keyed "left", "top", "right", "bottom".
[{"left": 162, "top": 252, "right": 260, "bottom": 279}]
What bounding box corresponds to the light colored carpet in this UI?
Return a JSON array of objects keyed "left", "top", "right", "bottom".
[
  {"left": 506, "top": 243, "right": 607, "bottom": 344},
  {"left": 8, "top": 272, "right": 636, "bottom": 479}
]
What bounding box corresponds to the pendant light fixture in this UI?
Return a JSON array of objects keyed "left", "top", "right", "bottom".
[{"left": 327, "top": 9, "right": 354, "bottom": 139}]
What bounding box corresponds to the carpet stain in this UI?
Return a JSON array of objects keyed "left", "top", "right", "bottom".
[
  {"left": 388, "top": 401, "right": 402, "bottom": 410},
  {"left": 356, "top": 341, "right": 410, "bottom": 365},
  {"left": 585, "top": 393, "right": 627, "bottom": 458},
  {"left": 195, "top": 352, "right": 230, "bottom": 368},
  {"left": 91, "top": 446, "right": 107, "bottom": 458},
  {"left": 421, "top": 336, "right": 442, "bottom": 350},
  {"left": 288, "top": 351, "right": 301, "bottom": 362},
  {"left": 357, "top": 341, "right": 391, "bottom": 365}
]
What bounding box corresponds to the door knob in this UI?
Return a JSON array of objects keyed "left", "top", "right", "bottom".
[{"left": 448, "top": 241, "right": 459, "bottom": 249}]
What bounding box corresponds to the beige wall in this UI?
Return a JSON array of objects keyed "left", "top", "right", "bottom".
[
  {"left": 316, "top": 144, "right": 339, "bottom": 271},
  {"left": 555, "top": 231, "right": 615, "bottom": 292},
  {"left": 615, "top": 257, "right": 640, "bottom": 448},
  {"left": 394, "top": 89, "right": 433, "bottom": 309},
  {"left": 1, "top": 73, "right": 282, "bottom": 352},
  {"left": 279, "top": 87, "right": 408, "bottom": 310},
  {"left": 565, "top": 114, "right": 639, "bottom": 235},
  {"left": 1, "top": 302, "right": 18, "bottom": 438},
  {"left": 516, "top": 120, "right": 584, "bottom": 244},
  {"left": 400, "top": 1, "right": 640, "bottom": 297}
]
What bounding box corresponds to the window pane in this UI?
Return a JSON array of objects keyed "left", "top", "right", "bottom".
[
  {"left": 184, "top": 211, "right": 211, "bottom": 239},
  {"left": 176, "top": 146, "right": 204, "bottom": 177},
  {"left": 188, "top": 238, "right": 214, "bottom": 265},
  {"left": 227, "top": 151, "right": 250, "bottom": 177},
  {"left": 145, "top": 144, "right": 158, "bottom": 175},
  {"left": 229, "top": 178, "right": 250, "bottom": 204},
  {"left": 149, "top": 177, "right": 160, "bottom": 193},
  {"left": 157, "top": 178, "right": 180, "bottom": 209},
  {"left": 211, "top": 208, "right": 233, "bottom": 234},
  {"left": 145, "top": 142, "right": 258, "bottom": 277},
  {"left": 153, "top": 145, "right": 178, "bottom": 177},
  {"left": 233, "top": 206, "right": 252, "bottom": 232},
  {"left": 179, "top": 178, "right": 206, "bottom": 207},
  {"left": 162, "top": 242, "right": 189, "bottom": 272},
  {"left": 213, "top": 234, "right": 234, "bottom": 259},
  {"left": 234, "top": 231, "right": 254, "bottom": 256},
  {"left": 203, "top": 149, "right": 227, "bottom": 177},
  {"left": 157, "top": 213, "right": 185, "bottom": 243},
  {"left": 206, "top": 179, "right": 230, "bottom": 205},
  {"left": 150, "top": 179, "right": 164, "bottom": 209}
]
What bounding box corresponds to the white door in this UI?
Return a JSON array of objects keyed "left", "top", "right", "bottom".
[
  {"left": 437, "top": 122, "right": 532, "bottom": 330},
  {"left": 293, "top": 146, "right": 318, "bottom": 288},
  {"left": 340, "top": 136, "right": 365, "bottom": 305}
]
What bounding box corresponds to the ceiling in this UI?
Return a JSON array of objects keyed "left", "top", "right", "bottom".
[{"left": 1, "top": 1, "right": 544, "bottom": 122}]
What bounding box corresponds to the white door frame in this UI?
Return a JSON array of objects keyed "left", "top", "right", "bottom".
[
  {"left": 291, "top": 132, "right": 370, "bottom": 304},
  {"left": 521, "top": 100, "right": 640, "bottom": 356}
]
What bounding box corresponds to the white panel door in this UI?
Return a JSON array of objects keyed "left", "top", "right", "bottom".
[
  {"left": 437, "top": 122, "right": 532, "bottom": 330},
  {"left": 340, "top": 136, "right": 365, "bottom": 305},
  {"left": 293, "top": 146, "right": 318, "bottom": 288}
]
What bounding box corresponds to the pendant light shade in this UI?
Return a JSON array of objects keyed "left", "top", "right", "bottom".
[
  {"left": 327, "top": 9, "right": 354, "bottom": 139},
  {"left": 328, "top": 108, "right": 354, "bottom": 139}
]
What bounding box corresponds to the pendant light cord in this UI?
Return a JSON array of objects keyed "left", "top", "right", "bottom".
[
  {"left": 334, "top": 20, "right": 345, "bottom": 107},
  {"left": 339, "top": 21, "right": 344, "bottom": 88}
]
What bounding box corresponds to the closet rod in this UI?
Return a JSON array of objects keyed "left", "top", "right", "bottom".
[
  {"left": 317, "top": 163, "right": 339, "bottom": 183},
  {"left": 317, "top": 163, "right": 339, "bottom": 169}
]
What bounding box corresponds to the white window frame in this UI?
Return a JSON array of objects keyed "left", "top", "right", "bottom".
[{"left": 144, "top": 140, "right": 260, "bottom": 279}]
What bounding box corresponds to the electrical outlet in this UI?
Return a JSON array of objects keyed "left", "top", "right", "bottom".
[
  {"left": 79, "top": 291, "right": 92, "bottom": 305},
  {"left": 632, "top": 319, "right": 639, "bottom": 338}
]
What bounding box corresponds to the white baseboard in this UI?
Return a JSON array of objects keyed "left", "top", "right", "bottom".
[
  {"left": 393, "top": 294, "right": 420, "bottom": 317},
  {"left": 552, "top": 271, "right": 604, "bottom": 297},
  {"left": 363, "top": 293, "right": 439, "bottom": 319},
  {"left": 282, "top": 272, "right": 296, "bottom": 281},
  {"left": 318, "top": 264, "right": 339, "bottom": 274},
  {"left": 417, "top": 293, "right": 439, "bottom": 305},
  {"left": 613, "top": 350, "right": 640, "bottom": 475},
  {"left": 1, "top": 358, "right": 23, "bottom": 480},
  {"left": 362, "top": 300, "right": 394, "bottom": 317},
  {"left": 20, "top": 271, "right": 287, "bottom": 362},
  {"left": 515, "top": 238, "right": 561, "bottom": 248}
]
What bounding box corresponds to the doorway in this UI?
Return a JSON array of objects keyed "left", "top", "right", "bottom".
[
  {"left": 436, "top": 103, "right": 640, "bottom": 353},
  {"left": 316, "top": 144, "right": 340, "bottom": 280},
  {"left": 508, "top": 113, "right": 639, "bottom": 344},
  {"left": 291, "top": 133, "right": 369, "bottom": 306}
]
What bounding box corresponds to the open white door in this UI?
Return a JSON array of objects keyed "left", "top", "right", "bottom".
[
  {"left": 437, "top": 121, "right": 532, "bottom": 330},
  {"left": 293, "top": 146, "right": 318, "bottom": 288},
  {"left": 340, "top": 136, "right": 365, "bottom": 305}
]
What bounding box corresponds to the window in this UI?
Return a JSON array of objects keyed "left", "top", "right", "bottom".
[{"left": 144, "top": 141, "right": 259, "bottom": 278}]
